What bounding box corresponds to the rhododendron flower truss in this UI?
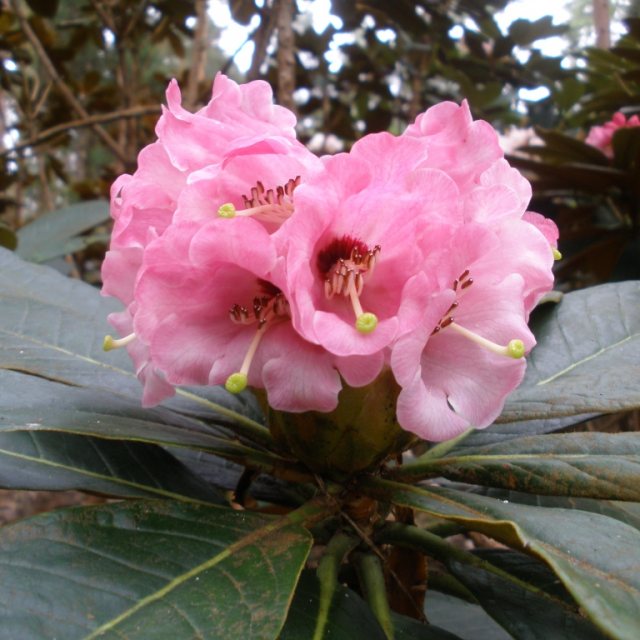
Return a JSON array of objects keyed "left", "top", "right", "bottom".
[
  {"left": 101, "top": 73, "right": 558, "bottom": 446},
  {"left": 132, "top": 218, "right": 374, "bottom": 413}
]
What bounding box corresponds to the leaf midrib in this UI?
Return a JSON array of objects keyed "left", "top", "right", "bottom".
[
  {"left": 535, "top": 333, "right": 639, "bottom": 386},
  {"left": 81, "top": 510, "right": 313, "bottom": 639},
  {"left": 0, "top": 446, "right": 213, "bottom": 505}
]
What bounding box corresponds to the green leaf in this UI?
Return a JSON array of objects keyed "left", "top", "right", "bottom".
[
  {"left": 447, "top": 555, "right": 607, "bottom": 640},
  {"left": 471, "top": 488, "right": 640, "bottom": 531},
  {"left": 0, "top": 222, "right": 17, "bottom": 250},
  {"left": 0, "top": 369, "right": 291, "bottom": 474},
  {"left": 25, "top": 0, "right": 59, "bottom": 18},
  {"left": 362, "top": 478, "right": 640, "bottom": 640},
  {"left": 612, "top": 126, "right": 640, "bottom": 175},
  {"left": 423, "top": 591, "right": 511, "bottom": 640},
  {"left": 0, "top": 247, "right": 267, "bottom": 439},
  {"left": 533, "top": 128, "right": 609, "bottom": 165},
  {"left": 451, "top": 414, "right": 597, "bottom": 450},
  {"left": 16, "top": 200, "right": 111, "bottom": 263},
  {"left": 508, "top": 17, "right": 566, "bottom": 46},
  {"left": 397, "top": 433, "right": 640, "bottom": 500},
  {"left": 0, "top": 429, "right": 222, "bottom": 503},
  {"left": 379, "top": 524, "right": 604, "bottom": 640},
  {"left": 0, "top": 500, "right": 315, "bottom": 640},
  {"left": 501, "top": 281, "right": 640, "bottom": 422},
  {"left": 281, "top": 571, "right": 461, "bottom": 640}
]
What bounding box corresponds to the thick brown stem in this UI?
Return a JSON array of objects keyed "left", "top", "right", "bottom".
[
  {"left": 593, "top": 0, "right": 611, "bottom": 49},
  {"left": 184, "top": 0, "right": 210, "bottom": 109},
  {"left": 276, "top": 0, "right": 297, "bottom": 114},
  {"left": 248, "top": 5, "right": 278, "bottom": 80}
]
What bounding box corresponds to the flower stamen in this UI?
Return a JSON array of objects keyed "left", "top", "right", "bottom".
[
  {"left": 217, "top": 176, "right": 300, "bottom": 223},
  {"left": 103, "top": 332, "right": 136, "bottom": 351},
  {"left": 318, "top": 236, "right": 380, "bottom": 334},
  {"left": 225, "top": 281, "right": 290, "bottom": 393}
]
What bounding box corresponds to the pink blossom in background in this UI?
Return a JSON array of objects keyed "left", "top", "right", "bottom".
[
  {"left": 585, "top": 111, "right": 640, "bottom": 158},
  {"left": 102, "top": 74, "right": 557, "bottom": 441}
]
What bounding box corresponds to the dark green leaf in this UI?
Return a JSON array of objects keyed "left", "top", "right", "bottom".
[
  {"left": 448, "top": 555, "right": 607, "bottom": 640},
  {"left": 399, "top": 433, "right": 640, "bottom": 500},
  {"left": 470, "top": 488, "right": 640, "bottom": 531},
  {"left": 281, "top": 571, "right": 461, "bottom": 640},
  {"left": 455, "top": 414, "right": 597, "bottom": 450},
  {"left": 502, "top": 282, "right": 640, "bottom": 422},
  {"left": 393, "top": 611, "right": 465, "bottom": 640},
  {"left": 0, "top": 222, "right": 17, "bottom": 250},
  {"left": 534, "top": 128, "right": 609, "bottom": 164},
  {"left": 0, "top": 369, "right": 287, "bottom": 474},
  {"left": 423, "top": 591, "right": 510, "bottom": 640},
  {"left": 281, "top": 571, "right": 387, "bottom": 640},
  {"left": 508, "top": 17, "right": 566, "bottom": 46},
  {"left": 612, "top": 126, "right": 640, "bottom": 174},
  {"left": 0, "top": 430, "right": 222, "bottom": 502},
  {"left": 0, "top": 500, "right": 313, "bottom": 639},
  {"left": 16, "top": 200, "right": 111, "bottom": 263},
  {"left": 25, "top": 0, "right": 59, "bottom": 18},
  {"left": 363, "top": 478, "right": 640, "bottom": 640}
]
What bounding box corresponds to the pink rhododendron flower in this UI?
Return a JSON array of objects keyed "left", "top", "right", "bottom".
[
  {"left": 403, "top": 100, "right": 504, "bottom": 189},
  {"left": 281, "top": 131, "right": 462, "bottom": 362},
  {"left": 133, "top": 217, "right": 379, "bottom": 412},
  {"left": 391, "top": 223, "right": 542, "bottom": 441},
  {"left": 585, "top": 111, "right": 640, "bottom": 158}
]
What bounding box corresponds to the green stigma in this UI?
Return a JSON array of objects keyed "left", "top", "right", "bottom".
[
  {"left": 225, "top": 372, "right": 248, "bottom": 394},
  {"left": 507, "top": 339, "right": 525, "bottom": 359},
  {"left": 102, "top": 335, "right": 115, "bottom": 352},
  {"left": 356, "top": 312, "right": 378, "bottom": 334},
  {"left": 218, "top": 203, "right": 237, "bottom": 218},
  {"left": 552, "top": 248, "right": 562, "bottom": 261}
]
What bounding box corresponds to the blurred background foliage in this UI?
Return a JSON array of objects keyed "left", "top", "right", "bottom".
[{"left": 1, "top": 0, "right": 639, "bottom": 287}]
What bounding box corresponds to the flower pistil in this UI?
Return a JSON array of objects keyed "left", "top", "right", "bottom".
[{"left": 225, "top": 280, "right": 291, "bottom": 393}]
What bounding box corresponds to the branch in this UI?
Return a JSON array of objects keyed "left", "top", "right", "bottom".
[
  {"left": 184, "top": 0, "right": 209, "bottom": 109},
  {"left": 593, "top": 0, "right": 611, "bottom": 49},
  {"left": 248, "top": 5, "right": 278, "bottom": 80},
  {"left": 11, "top": 0, "right": 127, "bottom": 163},
  {"left": 1, "top": 106, "right": 161, "bottom": 157},
  {"left": 275, "top": 0, "right": 297, "bottom": 114}
]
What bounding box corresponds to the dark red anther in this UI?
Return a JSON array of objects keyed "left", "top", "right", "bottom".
[
  {"left": 440, "top": 316, "right": 454, "bottom": 329},
  {"left": 461, "top": 278, "right": 474, "bottom": 289}
]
